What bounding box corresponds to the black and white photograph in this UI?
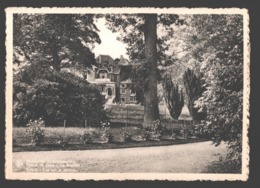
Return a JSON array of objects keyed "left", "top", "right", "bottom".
[{"left": 5, "top": 7, "right": 250, "bottom": 181}]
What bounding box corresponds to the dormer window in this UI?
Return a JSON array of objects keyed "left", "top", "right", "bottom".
[{"left": 97, "top": 69, "right": 108, "bottom": 79}]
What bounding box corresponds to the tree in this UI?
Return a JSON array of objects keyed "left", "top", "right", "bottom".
[
  {"left": 181, "top": 15, "right": 243, "bottom": 166},
  {"left": 104, "top": 14, "right": 183, "bottom": 128},
  {"left": 13, "top": 14, "right": 101, "bottom": 71},
  {"left": 13, "top": 14, "right": 108, "bottom": 127},
  {"left": 142, "top": 14, "right": 160, "bottom": 128},
  {"left": 162, "top": 74, "right": 184, "bottom": 120},
  {"left": 183, "top": 68, "right": 206, "bottom": 120}
]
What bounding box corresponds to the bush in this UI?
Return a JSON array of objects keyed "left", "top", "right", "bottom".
[
  {"left": 122, "top": 130, "right": 132, "bottom": 142},
  {"left": 13, "top": 62, "right": 108, "bottom": 127},
  {"left": 57, "top": 135, "right": 67, "bottom": 148},
  {"left": 179, "top": 127, "right": 188, "bottom": 139},
  {"left": 192, "top": 121, "right": 214, "bottom": 139},
  {"left": 25, "top": 118, "right": 45, "bottom": 145},
  {"left": 141, "top": 119, "right": 163, "bottom": 141},
  {"left": 99, "top": 126, "right": 113, "bottom": 143},
  {"left": 80, "top": 128, "right": 93, "bottom": 144},
  {"left": 139, "top": 129, "right": 150, "bottom": 141}
]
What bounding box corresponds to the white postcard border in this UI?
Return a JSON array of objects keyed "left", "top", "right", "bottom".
[{"left": 5, "top": 7, "right": 250, "bottom": 181}]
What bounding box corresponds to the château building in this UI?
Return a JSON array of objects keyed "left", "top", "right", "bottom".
[{"left": 86, "top": 55, "right": 137, "bottom": 104}]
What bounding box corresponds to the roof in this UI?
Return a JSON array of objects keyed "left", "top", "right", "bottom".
[
  {"left": 118, "top": 58, "right": 130, "bottom": 66},
  {"left": 96, "top": 55, "right": 114, "bottom": 65}
]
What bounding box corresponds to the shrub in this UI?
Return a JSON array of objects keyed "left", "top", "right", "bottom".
[
  {"left": 141, "top": 119, "right": 163, "bottom": 140},
  {"left": 122, "top": 130, "right": 132, "bottom": 142},
  {"left": 99, "top": 126, "right": 113, "bottom": 143},
  {"left": 140, "top": 129, "right": 150, "bottom": 141},
  {"left": 179, "top": 127, "right": 188, "bottom": 139},
  {"left": 57, "top": 135, "right": 67, "bottom": 148},
  {"left": 192, "top": 121, "right": 214, "bottom": 139},
  {"left": 13, "top": 62, "right": 108, "bottom": 127},
  {"left": 80, "top": 129, "right": 93, "bottom": 144},
  {"left": 148, "top": 119, "right": 163, "bottom": 140},
  {"left": 25, "top": 118, "right": 45, "bottom": 145}
]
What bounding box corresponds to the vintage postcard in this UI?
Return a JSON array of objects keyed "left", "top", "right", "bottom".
[{"left": 5, "top": 7, "right": 250, "bottom": 181}]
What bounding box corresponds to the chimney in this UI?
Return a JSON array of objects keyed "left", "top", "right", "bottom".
[{"left": 120, "top": 55, "right": 123, "bottom": 62}]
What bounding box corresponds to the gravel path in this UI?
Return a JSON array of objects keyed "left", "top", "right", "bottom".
[{"left": 13, "top": 141, "right": 228, "bottom": 173}]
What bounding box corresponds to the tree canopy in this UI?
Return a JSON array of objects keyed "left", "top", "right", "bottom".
[
  {"left": 179, "top": 14, "right": 243, "bottom": 164},
  {"left": 13, "top": 14, "right": 107, "bottom": 127},
  {"left": 13, "top": 14, "right": 101, "bottom": 71}
]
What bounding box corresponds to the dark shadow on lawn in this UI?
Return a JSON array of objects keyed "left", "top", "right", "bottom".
[{"left": 203, "top": 158, "right": 242, "bottom": 174}]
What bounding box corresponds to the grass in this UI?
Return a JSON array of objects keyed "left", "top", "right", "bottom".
[
  {"left": 13, "top": 105, "right": 200, "bottom": 152},
  {"left": 13, "top": 126, "right": 208, "bottom": 152}
]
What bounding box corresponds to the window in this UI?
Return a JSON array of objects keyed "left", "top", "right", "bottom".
[
  {"left": 107, "top": 88, "right": 112, "bottom": 96},
  {"left": 98, "top": 70, "right": 108, "bottom": 79},
  {"left": 100, "top": 72, "right": 107, "bottom": 79},
  {"left": 130, "top": 97, "right": 136, "bottom": 102},
  {"left": 121, "top": 84, "right": 125, "bottom": 88},
  {"left": 121, "top": 98, "right": 125, "bottom": 103},
  {"left": 130, "top": 88, "right": 136, "bottom": 94},
  {"left": 121, "top": 88, "right": 126, "bottom": 94}
]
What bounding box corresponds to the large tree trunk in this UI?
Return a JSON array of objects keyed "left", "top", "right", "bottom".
[{"left": 143, "top": 14, "right": 160, "bottom": 129}]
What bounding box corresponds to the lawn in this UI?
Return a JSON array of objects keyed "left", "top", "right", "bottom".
[
  {"left": 13, "top": 125, "right": 207, "bottom": 152},
  {"left": 13, "top": 104, "right": 205, "bottom": 152}
]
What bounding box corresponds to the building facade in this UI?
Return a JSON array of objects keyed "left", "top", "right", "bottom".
[{"left": 86, "top": 55, "right": 136, "bottom": 104}]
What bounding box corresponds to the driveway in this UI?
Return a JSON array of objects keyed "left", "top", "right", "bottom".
[{"left": 13, "top": 141, "right": 228, "bottom": 173}]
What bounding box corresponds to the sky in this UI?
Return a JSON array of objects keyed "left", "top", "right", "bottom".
[{"left": 93, "top": 18, "right": 129, "bottom": 60}]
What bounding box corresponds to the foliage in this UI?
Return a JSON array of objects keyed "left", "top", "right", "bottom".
[
  {"left": 13, "top": 14, "right": 100, "bottom": 71},
  {"left": 192, "top": 121, "right": 214, "bottom": 139},
  {"left": 162, "top": 74, "right": 184, "bottom": 119},
  {"left": 57, "top": 135, "right": 68, "bottom": 148},
  {"left": 186, "top": 15, "right": 243, "bottom": 165},
  {"left": 122, "top": 130, "right": 132, "bottom": 142},
  {"left": 148, "top": 119, "right": 163, "bottom": 140},
  {"left": 99, "top": 125, "right": 113, "bottom": 143},
  {"left": 80, "top": 128, "right": 93, "bottom": 144},
  {"left": 139, "top": 129, "right": 150, "bottom": 141},
  {"left": 141, "top": 119, "right": 163, "bottom": 140},
  {"left": 13, "top": 61, "right": 108, "bottom": 127},
  {"left": 104, "top": 14, "right": 183, "bottom": 62},
  {"left": 179, "top": 127, "right": 188, "bottom": 139},
  {"left": 25, "top": 118, "right": 45, "bottom": 145},
  {"left": 183, "top": 68, "right": 206, "bottom": 120}
]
